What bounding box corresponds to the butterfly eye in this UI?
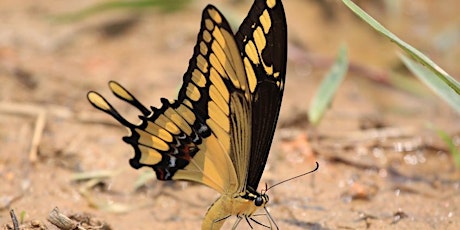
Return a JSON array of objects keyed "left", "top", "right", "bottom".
[{"left": 254, "top": 196, "right": 264, "bottom": 207}]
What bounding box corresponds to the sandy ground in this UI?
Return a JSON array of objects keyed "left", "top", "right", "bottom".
[{"left": 1, "top": 0, "right": 460, "bottom": 229}]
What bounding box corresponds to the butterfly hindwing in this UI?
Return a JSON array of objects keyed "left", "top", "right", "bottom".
[{"left": 88, "top": 82, "right": 210, "bottom": 182}]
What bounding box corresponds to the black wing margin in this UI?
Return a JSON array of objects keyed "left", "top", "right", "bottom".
[{"left": 235, "top": 0, "right": 287, "bottom": 190}]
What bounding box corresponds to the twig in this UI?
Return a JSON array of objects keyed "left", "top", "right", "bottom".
[
  {"left": 29, "top": 109, "right": 46, "bottom": 162},
  {"left": 47, "top": 207, "right": 84, "bottom": 230},
  {"left": 9, "top": 209, "right": 19, "bottom": 230},
  {"left": 0, "top": 102, "right": 47, "bottom": 163}
]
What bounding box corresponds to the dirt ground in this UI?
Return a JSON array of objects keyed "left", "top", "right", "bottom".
[{"left": 1, "top": 0, "right": 460, "bottom": 229}]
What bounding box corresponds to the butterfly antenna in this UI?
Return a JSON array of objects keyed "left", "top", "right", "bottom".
[
  {"left": 261, "top": 182, "right": 269, "bottom": 194},
  {"left": 266, "top": 162, "right": 319, "bottom": 191}
]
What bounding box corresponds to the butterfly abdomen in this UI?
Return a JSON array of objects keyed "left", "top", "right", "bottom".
[{"left": 203, "top": 193, "right": 263, "bottom": 230}]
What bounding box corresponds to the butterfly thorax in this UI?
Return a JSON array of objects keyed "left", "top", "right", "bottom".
[
  {"left": 202, "top": 190, "right": 269, "bottom": 229},
  {"left": 238, "top": 189, "right": 269, "bottom": 208}
]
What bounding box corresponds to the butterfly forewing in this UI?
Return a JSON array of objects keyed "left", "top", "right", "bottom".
[
  {"left": 177, "top": 6, "right": 254, "bottom": 193},
  {"left": 88, "top": 5, "right": 255, "bottom": 195},
  {"left": 236, "top": 0, "right": 287, "bottom": 190}
]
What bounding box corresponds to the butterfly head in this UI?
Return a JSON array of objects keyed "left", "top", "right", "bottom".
[
  {"left": 240, "top": 187, "right": 269, "bottom": 208},
  {"left": 254, "top": 192, "right": 269, "bottom": 207}
]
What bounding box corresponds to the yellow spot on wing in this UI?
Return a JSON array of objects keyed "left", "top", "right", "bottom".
[
  {"left": 136, "top": 128, "right": 169, "bottom": 151},
  {"left": 212, "top": 27, "right": 226, "bottom": 50},
  {"left": 191, "top": 69, "right": 207, "bottom": 87},
  {"left": 138, "top": 145, "right": 162, "bottom": 165},
  {"left": 267, "top": 0, "right": 276, "bottom": 8},
  {"left": 157, "top": 114, "right": 191, "bottom": 136},
  {"left": 164, "top": 108, "right": 193, "bottom": 135},
  {"left": 253, "top": 27, "right": 266, "bottom": 55},
  {"left": 144, "top": 121, "right": 174, "bottom": 142},
  {"left": 202, "top": 30, "right": 212, "bottom": 43},
  {"left": 109, "top": 81, "right": 133, "bottom": 101},
  {"left": 245, "top": 41, "right": 259, "bottom": 65},
  {"left": 207, "top": 8, "right": 222, "bottom": 24},
  {"left": 248, "top": 28, "right": 275, "bottom": 76},
  {"left": 276, "top": 81, "right": 284, "bottom": 89},
  {"left": 243, "top": 57, "right": 257, "bottom": 93},
  {"left": 263, "top": 62, "right": 274, "bottom": 75},
  {"left": 173, "top": 105, "right": 196, "bottom": 125},
  {"left": 260, "top": 10, "right": 272, "bottom": 34},
  {"left": 199, "top": 41, "right": 208, "bottom": 55},
  {"left": 186, "top": 83, "right": 201, "bottom": 102},
  {"left": 196, "top": 55, "right": 209, "bottom": 73},
  {"left": 205, "top": 19, "right": 214, "bottom": 31},
  {"left": 87, "top": 92, "right": 111, "bottom": 111}
]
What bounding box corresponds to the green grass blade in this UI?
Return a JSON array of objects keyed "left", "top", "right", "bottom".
[
  {"left": 400, "top": 55, "right": 460, "bottom": 113},
  {"left": 435, "top": 128, "right": 460, "bottom": 169},
  {"left": 309, "top": 45, "right": 348, "bottom": 125},
  {"left": 341, "top": 0, "right": 460, "bottom": 97}
]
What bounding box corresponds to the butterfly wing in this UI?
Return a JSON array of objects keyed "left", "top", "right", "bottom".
[
  {"left": 87, "top": 5, "right": 252, "bottom": 195},
  {"left": 202, "top": 1, "right": 287, "bottom": 228},
  {"left": 88, "top": 0, "right": 288, "bottom": 228},
  {"left": 235, "top": 0, "right": 287, "bottom": 191}
]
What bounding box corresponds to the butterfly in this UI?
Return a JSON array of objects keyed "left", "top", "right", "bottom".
[{"left": 87, "top": 0, "right": 286, "bottom": 229}]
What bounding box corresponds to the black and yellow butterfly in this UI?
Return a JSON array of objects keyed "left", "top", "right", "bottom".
[{"left": 87, "top": 0, "right": 286, "bottom": 228}]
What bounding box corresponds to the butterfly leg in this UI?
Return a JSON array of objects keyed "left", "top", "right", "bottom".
[
  {"left": 249, "top": 217, "right": 270, "bottom": 229},
  {"left": 210, "top": 215, "right": 230, "bottom": 230},
  {"left": 231, "top": 216, "right": 244, "bottom": 230},
  {"left": 244, "top": 216, "right": 254, "bottom": 229}
]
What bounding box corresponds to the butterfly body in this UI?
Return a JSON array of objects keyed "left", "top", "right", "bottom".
[{"left": 88, "top": 0, "right": 286, "bottom": 229}]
